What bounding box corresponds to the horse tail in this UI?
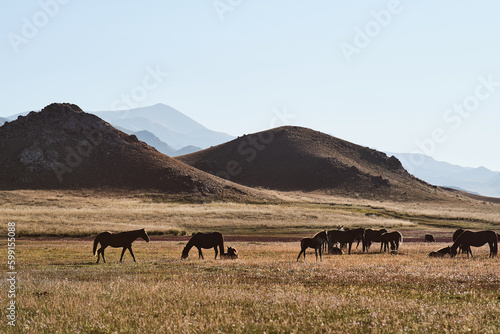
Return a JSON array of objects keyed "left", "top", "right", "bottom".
[
  {"left": 399, "top": 232, "right": 403, "bottom": 245},
  {"left": 93, "top": 234, "right": 101, "bottom": 256}
]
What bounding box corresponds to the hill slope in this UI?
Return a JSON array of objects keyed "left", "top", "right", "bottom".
[
  {"left": 178, "top": 126, "right": 446, "bottom": 200},
  {"left": 0, "top": 103, "right": 264, "bottom": 200}
]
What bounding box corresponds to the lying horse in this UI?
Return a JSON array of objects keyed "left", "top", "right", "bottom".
[
  {"left": 362, "top": 228, "right": 387, "bottom": 252},
  {"left": 429, "top": 246, "right": 451, "bottom": 257},
  {"left": 453, "top": 229, "right": 472, "bottom": 256},
  {"left": 297, "top": 237, "right": 324, "bottom": 262},
  {"left": 93, "top": 228, "right": 150, "bottom": 263},
  {"left": 181, "top": 232, "right": 224, "bottom": 260},
  {"left": 327, "top": 228, "right": 364, "bottom": 254},
  {"left": 329, "top": 247, "right": 343, "bottom": 255},
  {"left": 425, "top": 234, "right": 435, "bottom": 242},
  {"left": 450, "top": 230, "right": 498, "bottom": 258},
  {"left": 379, "top": 231, "right": 403, "bottom": 252},
  {"left": 221, "top": 246, "right": 238, "bottom": 259}
]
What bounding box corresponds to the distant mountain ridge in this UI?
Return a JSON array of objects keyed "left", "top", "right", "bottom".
[
  {"left": 91, "top": 104, "right": 234, "bottom": 150},
  {"left": 133, "top": 130, "right": 202, "bottom": 157},
  {"left": 391, "top": 153, "right": 500, "bottom": 198}
]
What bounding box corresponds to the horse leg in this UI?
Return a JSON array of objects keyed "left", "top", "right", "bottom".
[
  {"left": 96, "top": 248, "right": 102, "bottom": 263},
  {"left": 214, "top": 246, "right": 218, "bottom": 260},
  {"left": 319, "top": 247, "right": 322, "bottom": 262},
  {"left": 315, "top": 248, "right": 318, "bottom": 262},
  {"left": 197, "top": 247, "right": 204, "bottom": 259},
  {"left": 120, "top": 247, "right": 127, "bottom": 262},
  {"left": 128, "top": 246, "right": 136, "bottom": 262},
  {"left": 101, "top": 248, "right": 107, "bottom": 263},
  {"left": 348, "top": 242, "right": 352, "bottom": 255},
  {"left": 297, "top": 248, "right": 305, "bottom": 261}
]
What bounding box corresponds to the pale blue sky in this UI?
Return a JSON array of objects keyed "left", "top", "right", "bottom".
[{"left": 1, "top": 1, "right": 500, "bottom": 170}]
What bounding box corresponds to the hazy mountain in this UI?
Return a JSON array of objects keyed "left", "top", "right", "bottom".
[
  {"left": 133, "top": 130, "right": 176, "bottom": 156},
  {"left": 91, "top": 104, "right": 234, "bottom": 150},
  {"left": 172, "top": 145, "right": 202, "bottom": 157},
  {"left": 391, "top": 153, "right": 500, "bottom": 198}
]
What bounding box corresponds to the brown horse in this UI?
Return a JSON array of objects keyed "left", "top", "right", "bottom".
[
  {"left": 361, "top": 228, "right": 388, "bottom": 252},
  {"left": 379, "top": 231, "right": 403, "bottom": 252},
  {"left": 327, "top": 228, "right": 365, "bottom": 254},
  {"left": 181, "top": 232, "right": 224, "bottom": 260},
  {"left": 429, "top": 246, "right": 451, "bottom": 257},
  {"left": 93, "top": 228, "right": 150, "bottom": 263},
  {"left": 297, "top": 237, "right": 324, "bottom": 262},
  {"left": 450, "top": 230, "right": 498, "bottom": 258},
  {"left": 453, "top": 229, "right": 472, "bottom": 256},
  {"left": 313, "top": 230, "right": 329, "bottom": 253},
  {"left": 221, "top": 246, "right": 238, "bottom": 259},
  {"left": 425, "top": 234, "right": 435, "bottom": 242}
]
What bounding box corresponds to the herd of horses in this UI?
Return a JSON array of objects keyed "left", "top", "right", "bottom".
[
  {"left": 428, "top": 228, "right": 499, "bottom": 258},
  {"left": 91, "top": 227, "right": 498, "bottom": 263},
  {"left": 297, "top": 228, "right": 403, "bottom": 262}
]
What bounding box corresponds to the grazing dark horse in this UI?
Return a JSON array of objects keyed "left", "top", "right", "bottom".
[
  {"left": 297, "top": 237, "right": 323, "bottom": 262},
  {"left": 429, "top": 246, "right": 451, "bottom": 257},
  {"left": 181, "top": 232, "right": 224, "bottom": 260},
  {"left": 221, "top": 246, "right": 238, "bottom": 259},
  {"left": 313, "top": 230, "right": 329, "bottom": 253},
  {"left": 93, "top": 228, "right": 150, "bottom": 263},
  {"left": 425, "top": 234, "right": 435, "bottom": 242},
  {"left": 379, "top": 231, "right": 403, "bottom": 252},
  {"left": 453, "top": 229, "right": 472, "bottom": 256},
  {"left": 361, "top": 228, "right": 387, "bottom": 252},
  {"left": 327, "top": 228, "right": 365, "bottom": 254},
  {"left": 450, "top": 230, "right": 498, "bottom": 258}
]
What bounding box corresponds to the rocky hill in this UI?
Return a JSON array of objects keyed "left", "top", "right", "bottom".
[
  {"left": 177, "top": 126, "right": 448, "bottom": 200},
  {"left": 0, "top": 103, "right": 265, "bottom": 200}
]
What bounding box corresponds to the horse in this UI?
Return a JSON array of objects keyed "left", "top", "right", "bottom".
[
  {"left": 181, "top": 232, "right": 224, "bottom": 260},
  {"left": 361, "top": 228, "right": 387, "bottom": 252},
  {"left": 453, "top": 229, "right": 472, "bottom": 256},
  {"left": 313, "top": 230, "right": 329, "bottom": 253},
  {"left": 450, "top": 230, "right": 498, "bottom": 258},
  {"left": 221, "top": 246, "right": 238, "bottom": 259},
  {"left": 297, "top": 237, "right": 323, "bottom": 262},
  {"left": 93, "top": 228, "right": 150, "bottom": 263},
  {"left": 379, "top": 231, "right": 403, "bottom": 252},
  {"left": 429, "top": 246, "right": 451, "bottom": 257},
  {"left": 329, "top": 246, "right": 343, "bottom": 255},
  {"left": 327, "top": 228, "right": 365, "bottom": 254},
  {"left": 425, "top": 234, "right": 435, "bottom": 242}
]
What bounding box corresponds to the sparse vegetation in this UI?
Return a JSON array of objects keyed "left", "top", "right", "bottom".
[
  {"left": 0, "top": 190, "right": 499, "bottom": 333},
  {"left": 0, "top": 240, "right": 498, "bottom": 333}
]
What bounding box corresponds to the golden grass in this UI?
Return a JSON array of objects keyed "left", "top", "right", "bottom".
[
  {"left": 1, "top": 240, "right": 498, "bottom": 333},
  {"left": 0, "top": 190, "right": 499, "bottom": 238}
]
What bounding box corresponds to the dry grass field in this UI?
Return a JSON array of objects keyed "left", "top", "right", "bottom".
[{"left": 1, "top": 190, "right": 499, "bottom": 333}]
